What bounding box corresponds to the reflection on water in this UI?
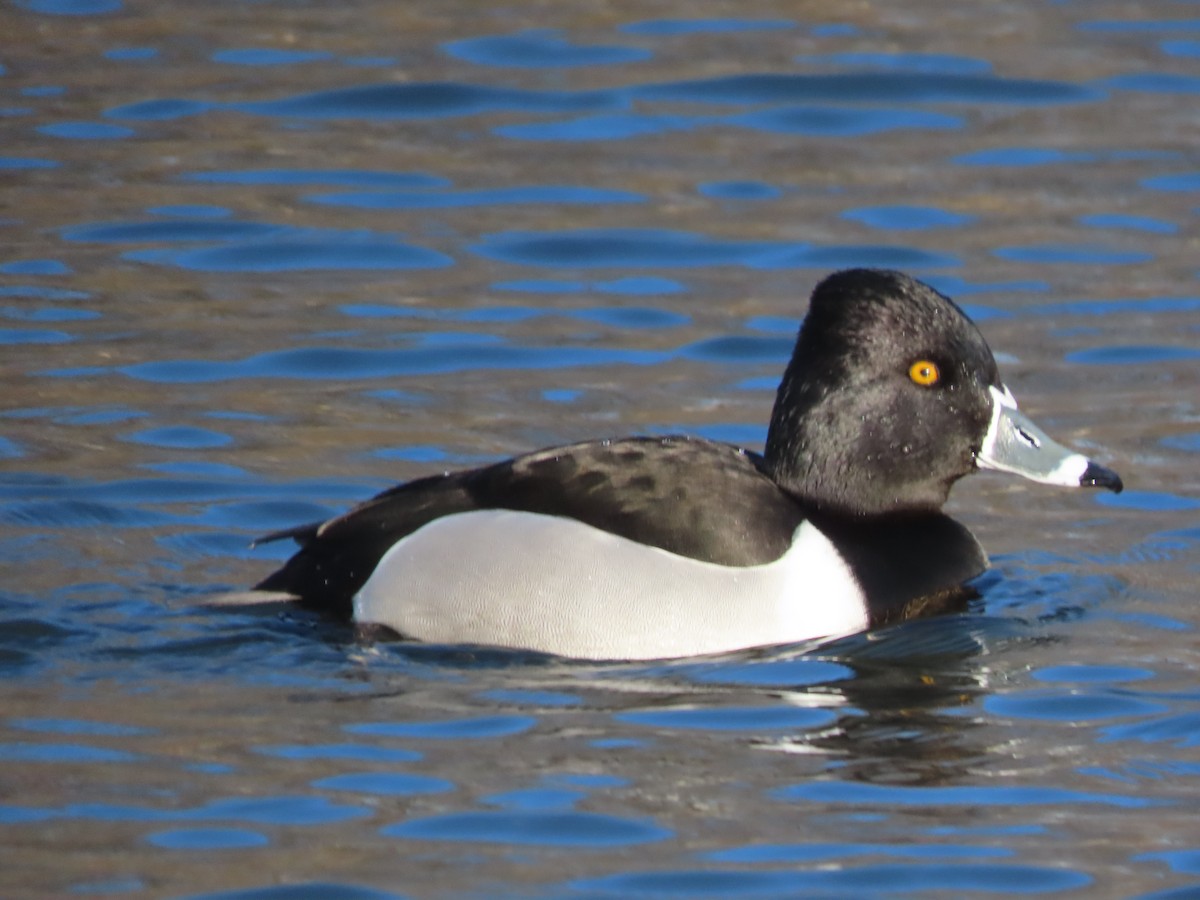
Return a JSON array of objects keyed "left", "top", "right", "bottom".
[{"left": 2, "top": 0, "right": 1199, "bottom": 897}]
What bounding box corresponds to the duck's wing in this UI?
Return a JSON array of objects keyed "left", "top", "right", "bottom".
[{"left": 253, "top": 435, "right": 805, "bottom": 617}]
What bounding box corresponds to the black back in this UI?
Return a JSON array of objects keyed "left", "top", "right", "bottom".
[{"left": 256, "top": 436, "right": 809, "bottom": 617}]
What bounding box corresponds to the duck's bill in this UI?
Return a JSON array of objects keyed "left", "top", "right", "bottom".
[{"left": 976, "top": 386, "right": 1123, "bottom": 493}]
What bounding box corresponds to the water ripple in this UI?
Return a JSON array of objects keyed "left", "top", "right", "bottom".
[
  {"left": 312, "top": 772, "right": 454, "bottom": 796},
  {"left": 708, "top": 841, "right": 1010, "bottom": 863},
  {"left": 309, "top": 184, "right": 644, "bottom": 210},
  {"left": 616, "top": 705, "right": 837, "bottom": 732},
  {"left": 728, "top": 105, "right": 961, "bottom": 136},
  {"left": 993, "top": 244, "right": 1153, "bottom": 265},
  {"left": 181, "top": 885, "right": 403, "bottom": 900},
  {"left": 15, "top": 0, "right": 122, "bottom": 14},
  {"left": 38, "top": 121, "right": 133, "bottom": 139},
  {"left": 621, "top": 19, "right": 795, "bottom": 36},
  {"left": 1104, "top": 72, "right": 1200, "bottom": 94},
  {"left": 346, "top": 715, "right": 536, "bottom": 740},
  {"left": 573, "top": 864, "right": 1091, "bottom": 896},
  {"left": 212, "top": 48, "right": 333, "bottom": 67},
  {"left": 237, "top": 82, "right": 617, "bottom": 120},
  {"left": 0, "top": 156, "right": 60, "bottom": 169},
  {"left": 105, "top": 98, "right": 210, "bottom": 120},
  {"left": 1103, "top": 713, "right": 1200, "bottom": 748},
  {"left": 181, "top": 169, "right": 450, "bottom": 188},
  {"left": 443, "top": 30, "right": 653, "bottom": 68},
  {"left": 843, "top": 205, "right": 976, "bottom": 231},
  {"left": 985, "top": 690, "right": 1166, "bottom": 722},
  {"left": 0, "top": 795, "right": 370, "bottom": 826},
  {"left": 146, "top": 826, "right": 269, "bottom": 850},
  {"left": 99, "top": 226, "right": 455, "bottom": 273},
  {"left": 105, "top": 70, "right": 1100, "bottom": 133},
  {"left": 1068, "top": 346, "right": 1200, "bottom": 366},
  {"left": 796, "top": 52, "right": 993, "bottom": 75},
  {"left": 382, "top": 809, "right": 671, "bottom": 846},
  {"left": 63, "top": 219, "right": 282, "bottom": 243},
  {"left": 778, "top": 780, "right": 1161, "bottom": 809},
  {"left": 254, "top": 744, "right": 422, "bottom": 763},
  {"left": 7, "top": 717, "right": 152, "bottom": 736},
  {"left": 110, "top": 343, "right": 669, "bottom": 384},
  {"left": 0, "top": 742, "right": 141, "bottom": 763},
  {"left": 472, "top": 228, "right": 957, "bottom": 269},
  {"left": 636, "top": 71, "right": 1100, "bottom": 105},
  {"left": 496, "top": 111, "right": 698, "bottom": 141}
]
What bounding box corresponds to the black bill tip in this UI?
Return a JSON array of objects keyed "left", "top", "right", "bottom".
[{"left": 1081, "top": 461, "right": 1123, "bottom": 494}]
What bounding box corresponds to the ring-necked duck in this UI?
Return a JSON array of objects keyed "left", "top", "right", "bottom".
[{"left": 251, "top": 269, "right": 1122, "bottom": 660}]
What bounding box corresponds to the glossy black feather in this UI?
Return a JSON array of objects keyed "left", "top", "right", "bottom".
[{"left": 255, "top": 436, "right": 808, "bottom": 616}]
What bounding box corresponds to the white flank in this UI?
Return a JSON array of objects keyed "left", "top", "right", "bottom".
[{"left": 353, "top": 510, "right": 869, "bottom": 660}]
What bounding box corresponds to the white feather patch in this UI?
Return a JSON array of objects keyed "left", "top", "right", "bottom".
[{"left": 353, "top": 510, "right": 868, "bottom": 660}]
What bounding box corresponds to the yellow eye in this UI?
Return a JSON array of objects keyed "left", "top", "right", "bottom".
[{"left": 909, "top": 359, "right": 940, "bottom": 387}]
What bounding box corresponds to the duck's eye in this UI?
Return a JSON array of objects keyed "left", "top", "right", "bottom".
[{"left": 908, "top": 359, "right": 941, "bottom": 387}]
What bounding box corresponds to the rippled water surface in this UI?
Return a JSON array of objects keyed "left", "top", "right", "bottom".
[{"left": 2, "top": 1, "right": 1199, "bottom": 897}]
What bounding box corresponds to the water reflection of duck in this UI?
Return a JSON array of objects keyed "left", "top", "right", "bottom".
[
  {"left": 739, "top": 616, "right": 1015, "bottom": 783},
  {"left": 249, "top": 269, "right": 1122, "bottom": 659}
]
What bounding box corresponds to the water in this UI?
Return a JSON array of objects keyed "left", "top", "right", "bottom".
[{"left": 1, "top": 1, "right": 1198, "bottom": 896}]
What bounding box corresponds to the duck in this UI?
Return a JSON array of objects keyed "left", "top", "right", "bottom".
[{"left": 250, "top": 268, "right": 1122, "bottom": 660}]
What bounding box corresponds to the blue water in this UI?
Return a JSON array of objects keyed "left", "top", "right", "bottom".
[{"left": 1, "top": 1, "right": 1198, "bottom": 897}]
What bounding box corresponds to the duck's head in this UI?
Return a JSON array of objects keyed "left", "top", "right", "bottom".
[{"left": 764, "top": 268, "right": 1122, "bottom": 516}]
